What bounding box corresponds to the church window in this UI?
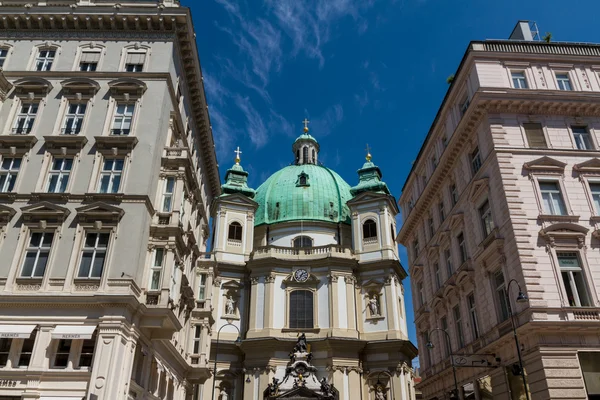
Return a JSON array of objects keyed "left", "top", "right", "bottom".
[
  {"left": 148, "top": 248, "right": 165, "bottom": 291},
  {"left": 296, "top": 149, "right": 300, "bottom": 163},
  {"left": 299, "top": 175, "right": 307, "bottom": 185},
  {"left": 303, "top": 146, "right": 308, "bottom": 164},
  {"left": 312, "top": 149, "right": 316, "bottom": 164},
  {"left": 363, "top": 219, "right": 377, "bottom": 240},
  {"left": 228, "top": 222, "right": 243, "bottom": 241},
  {"left": 293, "top": 236, "right": 312, "bottom": 248},
  {"left": 289, "top": 290, "right": 314, "bottom": 329}
]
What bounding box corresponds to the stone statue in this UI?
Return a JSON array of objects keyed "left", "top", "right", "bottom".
[
  {"left": 226, "top": 295, "right": 235, "bottom": 315},
  {"left": 266, "top": 377, "right": 280, "bottom": 395},
  {"left": 369, "top": 295, "right": 380, "bottom": 316},
  {"left": 374, "top": 385, "right": 386, "bottom": 400},
  {"left": 294, "top": 333, "right": 308, "bottom": 353},
  {"left": 220, "top": 389, "right": 229, "bottom": 400},
  {"left": 320, "top": 377, "right": 333, "bottom": 396}
]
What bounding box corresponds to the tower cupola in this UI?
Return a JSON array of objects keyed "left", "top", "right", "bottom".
[{"left": 292, "top": 119, "right": 320, "bottom": 165}]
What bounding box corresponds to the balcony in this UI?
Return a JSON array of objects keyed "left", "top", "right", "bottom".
[{"left": 250, "top": 244, "right": 354, "bottom": 261}]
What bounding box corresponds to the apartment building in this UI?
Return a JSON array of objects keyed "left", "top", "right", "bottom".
[
  {"left": 398, "top": 22, "right": 600, "bottom": 400},
  {"left": 0, "top": 1, "right": 220, "bottom": 399}
]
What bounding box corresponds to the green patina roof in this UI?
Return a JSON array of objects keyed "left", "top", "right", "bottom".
[
  {"left": 293, "top": 133, "right": 318, "bottom": 144},
  {"left": 221, "top": 162, "right": 256, "bottom": 198},
  {"left": 254, "top": 164, "right": 353, "bottom": 226},
  {"left": 350, "top": 159, "right": 390, "bottom": 196}
]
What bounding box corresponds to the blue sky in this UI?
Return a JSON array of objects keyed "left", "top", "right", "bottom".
[{"left": 185, "top": 0, "right": 600, "bottom": 356}]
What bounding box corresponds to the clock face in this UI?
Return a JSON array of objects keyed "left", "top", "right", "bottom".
[{"left": 294, "top": 269, "right": 309, "bottom": 282}]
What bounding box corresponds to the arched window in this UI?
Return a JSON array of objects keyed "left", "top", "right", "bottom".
[
  {"left": 363, "top": 219, "right": 377, "bottom": 240},
  {"left": 390, "top": 224, "right": 395, "bottom": 241},
  {"left": 228, "top": 222, "right": 242, "bottom": 241},
  {"left": 289, "top": 290, "right": 314, "bottom": 329},
  {"left": 311, "top": 149, "right": 316, "bottom": 164},
  {"left": 296, "top": 149, "right": 300, "bottom": 163},
  {"left": 299, "top": 175, "right": 307, "bottom": 185},
  {"left": 293, "top": 236, "right": 312, "bottom": 248},
  {"left": 303, "top": 146, "right": 308, "bottom": 164}
]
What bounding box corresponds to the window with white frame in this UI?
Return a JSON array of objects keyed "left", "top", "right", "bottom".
[
  {"left": 523, "top": 123, "right": 547, "bottom": 149},
  {"left": 170, "top": 264, "right": 180, "bottom": 301},
  {"left": 362, "top": 219, "right": 378, "bottom": 241},
  {"left": 124, "top": 51, "right": 146, "bottom": 72},
  {"left": 0, "top": 48, "right": 8, "bottom": 68},
  {"left": 35, "top": 48, "right": 56, "bottom": 71},
  {"left": 53, "top": 339, "right": 71, "bottom": 368},
  {"left": 111, "top": 103, "right": 134, "bottom": 135},
  {"left": 77, "top": 232, "right": 109, "bottom": 279},
  {"left": 197, "top": 273, "right": 207, "bottom": 301},
  {"left": 494, "top": 270, "right": 510, "bottom": 322},
  {"left": 162, "top": 177, "right": 176, "bottom": 212},
  {"left": 457, "top": 232, "right": 467, "bottom": 264},
  {"left": 556, "top": 73, "right": 572, "bottom": 91},
  {"left": 467, "top": 292, "right": 480, "bottom": 339},
  {"left": 589, "top": 182, "right": 600, "bottom": 215},
  {"left": 479, "top": 200, "right": 494, "bottom": 237},
  {"left": 62, "top": 103, "right": 87, "bottom": 135},
  {"left": 0, "top": 157, "right": 21, "bottom": 193},
  {"left": 79, "top": 51, "right": 100, "bottom": 72},
  {"left": 445, "top": 248, "right": 453, "bottom": 277},
  {"left": 539, "top": 181, "right": 567, "bottom": 215},
  {"left": 557, "top": 252, "right": 591, "bottom": 307},
  {"left": 453, "top": 304, "right": 464, "bottom": 349},
  {"left": 148, "top": 248, "right": 165, "bottom": 291},
  {"left": 434, "top": 263, "right": 441, "bottom": 290},
  {"left": 13, "top": 103, "right": 38, "bottom": 134},
  {"left": 98, "top": 158, "right": 124, "bottom": 194},
  {"left": 47, "top": 158, "right": 73, "bottom": 193},
  {"left": 192, "top": 325, "right": 202, "bottom": 355},
  {"left": 289, "top": 289, "right": 314, "bottom": 329},
  {"left": 571, "top": 126, "right": 593, "bottom": 150},
  {"left": 470, "top": 146, "right": 482, "bottom": 175},
  {"left": 441, "top": 316, "right": 450, "bottom": 358},
  {"left": 511, "top": 71, "right": 528, "bottom": 89},
  {"left": 20, "top": 231, "right": 54, "bottom": 278}
]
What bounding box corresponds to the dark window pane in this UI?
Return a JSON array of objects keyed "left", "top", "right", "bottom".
[
  {"left": 91, "top": 251, "right": 106, "bottom": 278},
  {"left": 78, "top": 252, "right": 93, "bottom": 277}
]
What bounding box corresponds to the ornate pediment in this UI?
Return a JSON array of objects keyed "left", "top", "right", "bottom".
[
  {"left": 449, "top": 213, "right": 464, "bottom": 230},
  {"left": 76, "top": 202, "right": 124, "bottom": 223},
  {"left": 60, "top": 78, "right": 100, "bottom": 98},
  {"left": 539, "top": 222, "right": 588, "bottom": 246},
  {"left": 108, "top": 78, "right": 147, "bottom": 99},
  {"left": 0, "top": 204, "right": 16, "bottom": 224},
  {"left": 523, "top": 156, "right": 566, "bottom": 172},
  {"left": 21, "top": 202, "right": 70, "bottom": 223},
  {"left": 469, "top": 178, "right": 489, "bottom": 202},
  {"left": 13, "top": 77, "right": 53, "bottom": 98},
  {"left": 574, "top": 158, "right": 600, "bottom": 173}
]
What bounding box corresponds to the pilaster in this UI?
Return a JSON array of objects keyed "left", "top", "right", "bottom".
[
  {"left": 264, "top": 274, "right": 275, "bottom": 329},
  {"left": 329, "top": 274, "right": 340, "bottom": 328},
  {"left": 248, "top": 276, "right": 259, "bottom": 331},
  {"left": 345, "top": 275, "right": 357, "bottom": 332},
  {"left": 30, "top": 325, "right": 53, "bottom": 369}
]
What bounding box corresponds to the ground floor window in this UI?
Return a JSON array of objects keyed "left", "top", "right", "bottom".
[{"left": 580, "top": 352, "right": 600, "bottom": 399}]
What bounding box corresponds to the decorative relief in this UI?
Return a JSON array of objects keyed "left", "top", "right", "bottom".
[
  {"left": 250, "top": 276, "right": 259, "bottom": 284},
  {"left": 75, "top": 284, "right": 99, "bottom": 291},
  {"left": 264, "top": 275, "right": 276, "bottom": 283},
  {"left": 16, "top": 284, "right": 41, "bottom": 291},
  {"left": 328, "top": 275, "right": 339, "bottom": 283}
]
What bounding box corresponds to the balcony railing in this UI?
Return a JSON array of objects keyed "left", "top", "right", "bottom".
[
  {"left": 250, "top": 244, "right": 353, "bottom": 261},
  {"left": 61, "top": 127, "right": 81, "bottom": 135},
  {"left": 12, "top": 127, "right": 32, "bottom": 135},
  {"left": 110, "top": 128, "right": 130, "bottom": 136}
]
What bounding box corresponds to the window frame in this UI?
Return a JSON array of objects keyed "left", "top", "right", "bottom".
[
  {"left": 467, "top": 292, "right": 480, "bottom": 340},
  {"left": 555, "top": 72, "right": 573, "bottom": 91},
  {"left": 538, "top": 180, "right": 568, "bottom": 216},
  {"left": 453, "top": 304, "right": 465, "bottom": 349},
  {"left": 457, "top": 232, "right": 467, "bottom": 264},
  {"left": 12, "top": 102, "right": 39, "bottom": 135},
  {"left": 197, "top": 273, "right": 207, "bottom": 301},
  {"left": 587, "top": 180, "right": 600, "bottom": 215},
  {"left": 493, "top": 270, "right": 510, "bottom": 323},
  {"left": 228, "top": 221, "right": 243, "bottom": 242},
  {"left": 161, "top": 176, "right": 176, "bottom": 212},
  {"left": 522, "top": 122, "right": 548, "bottom": 149},
  {"left": 97, "top": 158, "right": 125, "bottom": 194},
  {"left": 46, "top": 157, "right": 74, "bottom": 194},
  {"left": 19, "top": 231, "right": 55, "bottom": 279},
  {"left": 570, "top": 125, "right": 594, "bottom": 150},
  {"left": 73, "top": 44, "right": 105, "bottom": 72},
  {"left": 61, "top": 102, "right": 88, "bottom": 135},
  {"left": 110, "top": 102, "right": 136, "bottom": 136},
  {"left": 33, "top": 47, "right": 58, "bottom": 72},
  {"left": 292, "top": 235, "right": 313, "bottom": 248},
  {"left": 470, "top": 146, "right": 482, "bottom": 175},
  {"left": 148, "top": 247, "right": 165, "bottom": 291},
  {"left": 445, "top": 248, "right": 453, "bottom": 277},
  {"left": 76, "top": 232, "right": 111, "bottom": 280},
  {"left": 362, "top": 219, "right": 378, "bottom": 241},
  {"left": 479, "top": 199, "right": 495, "bottom": 238},
  {"left": 556, "top": 252, "right": 592, "bottom": 307},
  {"left": 0, "top": 44, "right": 12, "bottom": 68},
  {"left": 511, "top": 70, "right": 529, "bottom": 89},
  {"left": 119, "top": 45, "right": 151, "bottom": 72},
  {"left": 434, "top": 263, "right": 441, "bottom": 290},
  {"left": 288, "top": 289, "right": 315, "bottom": 330},
  {"left": 0, "top": 156, "right": 22, "bottom": 193}
]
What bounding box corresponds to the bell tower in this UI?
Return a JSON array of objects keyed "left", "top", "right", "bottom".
[{"left": 292, "top": 119, "right": 320, "bottom": 165}]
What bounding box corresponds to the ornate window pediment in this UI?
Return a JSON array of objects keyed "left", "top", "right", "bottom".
[
  {"left": 469, "top": 177, "right": 489, "bottom": 202},
  {"left": 75, "top": 202, "right": 124, "bottom": 224},
  {"left": 449, "top": 213, "right": 464, "bottom": 230},
  {"left": 21, "top": 201, "right": 70, "bottom": 223},
  {"left": 0, "top": 204, "right": 15, "bottom": 224},
  {"left": 108, "top": 78, "right": 147, "bottom": 99},
  {"left": 539, "top": 222, "right": 588, "bottom": 246},
  {"left": 574, "top": 158, "right": 600, "bottom": 173},
  {"left": 60, "top": 78, "right": 100, "bottom": 99},
  {"left": 523, "top": 156, "right": 566, "bottom": 172},
  {"left": 13, "top": 77, "right": 53, "bottom": 99}
]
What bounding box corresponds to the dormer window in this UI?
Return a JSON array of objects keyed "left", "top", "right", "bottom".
[
  {"left": 293, "top": 236, "right": 312, "bottom": 248},
  {"left": 296, "top": 172, "right": 309, "bottom": 187}
]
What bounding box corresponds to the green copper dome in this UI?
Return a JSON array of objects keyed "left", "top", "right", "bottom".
[{"left": 254, "top": 164, "right": 353, "bottom": 226}]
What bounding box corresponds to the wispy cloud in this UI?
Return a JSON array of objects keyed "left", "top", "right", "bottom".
[
  {"left": 234, "top": 95, "right": 268, "bottom": 148},
  {"left": 354, "top": 90, "right": 369, "bottom": 113},
  {"left": 310, "top": 103, "right": 344, "bottom": 136}
]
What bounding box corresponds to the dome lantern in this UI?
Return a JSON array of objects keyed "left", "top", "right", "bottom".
[
  {"left": 221, "top": 146, "right": 255, "bottom": 198},
  {"left": 292, "top": 119, "right": 320, "bottom": 165}
]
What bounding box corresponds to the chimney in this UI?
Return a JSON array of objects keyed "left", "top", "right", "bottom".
[{"left": 509, "top": 21, "right": 539, "bottom": 41}]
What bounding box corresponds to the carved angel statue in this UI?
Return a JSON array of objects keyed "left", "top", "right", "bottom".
[
  {"left": 226, "top": 295, "right": 235, "bottom": 315},
  {"left": 368, "top": 295, "right": 380, "bottom": 316},
  {"left": 374, "top": 385, "right": 386, "bottom": 400}
]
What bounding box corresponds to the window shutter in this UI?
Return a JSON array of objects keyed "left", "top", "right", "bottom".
[
  {"left": 523, "top": 123, "right": 547, "bottom": 148},
  {"left": 126, "top": 52, "right": 146, "bottom": 65},
  {"left": 80, "top": 51, "right": 101, "bottom": 63}
]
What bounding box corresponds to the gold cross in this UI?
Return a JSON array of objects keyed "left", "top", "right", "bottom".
[
  {"left": 302, "top": 118, "right": 310, "bottom": 133},
  {"left": 234, "top": 146, "right": 242, "bottom": 163}
]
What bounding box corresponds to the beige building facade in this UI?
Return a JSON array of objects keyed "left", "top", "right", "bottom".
[
  {"left": 398, "top": 22, "right": 600, "bottom": 400},
  {"left": 0, "top": 1, "right": 221, "bottom": 399}
]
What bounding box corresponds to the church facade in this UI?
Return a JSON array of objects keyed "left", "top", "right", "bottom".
[{"left": 199, "top": 126, "right": 417, "bottom": 400}]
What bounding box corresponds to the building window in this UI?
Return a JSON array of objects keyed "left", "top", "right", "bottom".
[
  {"left": 453, "top": 305, "right": 464, "bottom": 349},
  {"left": 170, "top": 264, "right": 180, "bottom": 301},
  {"left": 228, "top": 222, "right": 243, "bottom": 241},
  {"left": 590, "top": 183, "right": 600, "bottom": 215},
  {"left": 479, "top": 200, "right": 494, "bottom": 237},
  {"left": 53, "top": 339, "right": 71, "bottom": 368},
  {"left": 431, "top": 154, "right": 438, "bottom": 172},
  {"left": 62, "top": 103, "right": 86, "bottom": 135},
  {"left": 293, "top": 235, "right": 312, "bottom": 248},
  {"left": 539, "top": 181, "right": 567, "bottom": 215},
  {"left": 523, "top": 123, "right": 547, "bottom": 148},
  {"left": 289, "top": 290, "right": 314, "bottom": 329},
  {"left": 450, "top": 184, "right": 458, "bottom": 206},
  {"left": 79, "top": 334, "right": 97, "bottom": 367},
  {"left": 47, "top": 158, "right": 72, "bottom": 193},
  {"left": 0, "top": 338, "right": 10, "bottom": 367},
  {"left": 457, "top": 232, "right": 467, "bottom": 264},
  {"left": 302, "top": 147, "right": 308, "bottom": 164},
  {"left": 417, "top": 282, "right": 424, "bottom": 308},
  {"left": 161, "top": 177, "right": 175, "bottom": 212},
  {"left": 363, "top": 219, "right": 377, "bottom": 240},
  {"left": 193, "top": 325, "right": 202, "bottom": 354},
  {"left": 445, "top": 248, "right": 453, "bottom": 277},
  {"left": 0, "top": 157, "right": 21, "bottom": 193},
  {"left": 439, "top": 201, "right": 445, "bottom": 222},
  {"left": 15, "top": 330, "right": 36, "bottom": 368},
  {"left": 427, "top": 217, "right": 435, "bottom": 239},
  {"left": 413, "top": 239, "right": 419, "bottom": 259},
  {"left": 434, "top": 263, "right": 441, "bottom": 290},
  {"left": 35, "top": 49, "right": 56, "bottom": 71},
  {"left": 79, "top": 51, "right": 100, "bottom": 71},
  {"left": 572, "top": 126, "right": 593, "bottom": 150},
  {"left": 460, "top": 96, "right": 470, "bottom": 116},
  {"left": 470, "top": 147, "right": 482, "bottom": 174},
  {"left": 494, "top": 270, "right": 510, "bottom": 322},
  {"left": 557, "top": 252, "right": 591, "bottom": 307},
  {"left": 197, "top": 273, "right": 207, "bottom": 301},
  {"left": 556, "top": 73, "right": 572, "bottom": 91},
  {"left": 21, "top": 231, "right": 54, "bottom": 278},
  {"left": 98, "top": 158, "right": 124, "bottom": 193},
  {"left": 0, "top": 48, "right": 8, "bottom": 68},
  {"left": 440, "top": 316, "right": 450, "bottom": 358},
  {"left": 111, "top": 103, "right": 134, "bottom": 135},
  {"left": 468, "top": 292, "right": 480, "bottom": 339},
  {"left": 511, "top": 71, "right": 528, "bottom": 89},
  {"left": 148, "top": 248, "right": 165, "bottom": 291},
  {"left": 78, "top": 232, "right": 109, "bottom": 279},
  {"left": 13, "top": 103, "right": 38, "bottom": 134},
  {"left": 125, "top": 51, "right": 146, "bottom": 72}
]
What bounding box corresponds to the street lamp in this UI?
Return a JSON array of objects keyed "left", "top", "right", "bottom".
[
  {"left": 426, "top": 328, "right": 459, "bottom": 400},
  {"left": 211, "top": 322, "right": 242, "bottom": 400},
  {"left": 505, "top": 278, "right": 530, "bottom": 400}
]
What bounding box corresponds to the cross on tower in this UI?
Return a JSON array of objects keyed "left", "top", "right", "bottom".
[
  {"left": 365, "top": 143, "right": 372, "bottom": 161},
  {"left": 302, "top": 118, "right": 310, "bottom": 133},
  {"left": 234, "top": 146, "right": 242, "bottom": 163}
]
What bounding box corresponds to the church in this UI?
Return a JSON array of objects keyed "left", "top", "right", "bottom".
[{"left": 200, "top": 122, "right": 417, "bottom": 399}]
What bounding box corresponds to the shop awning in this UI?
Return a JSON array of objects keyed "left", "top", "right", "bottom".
[
  {"left": 51, "top": 325, "right": 96, "bottom": 340},
  {"left": 0, "top": 324, "right": 36, "bottom": 338}
]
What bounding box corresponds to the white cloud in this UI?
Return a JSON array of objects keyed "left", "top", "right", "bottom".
[
  {"left": 354, "top": 90, "right": 369, "bottom": 113},
  {"left": 234, "top": 95, "right": 268, "bottom": 148},
  {"left": 311, "top": 103, "right": 344, "bottom": 136}
]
